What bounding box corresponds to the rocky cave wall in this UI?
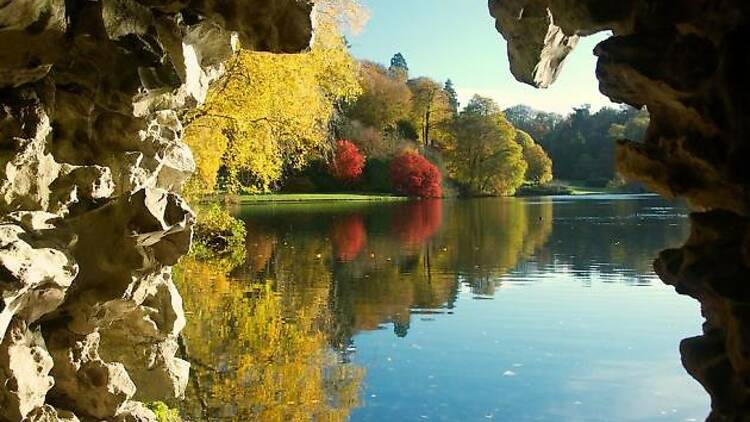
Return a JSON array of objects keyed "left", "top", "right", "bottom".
[
  {"left": 489, "top": 1, "right": 750, "bottom": 420},
  {"left": 0, "top": 1, "right": 312, "bottom": 420}
]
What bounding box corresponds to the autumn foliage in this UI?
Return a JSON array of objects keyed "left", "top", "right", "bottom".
[
  {"left": 329, "top": 140, "right": 366, "bottom": 183},
  {"left": 389, "top": 151, "right": 442, "bottom": 198}
]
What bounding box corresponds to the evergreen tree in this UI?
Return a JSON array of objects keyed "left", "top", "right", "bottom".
[
  {"left": 389, "top": 52, "right": 409, "bottom": 80},
  {"left": 443, "top": 79, "right": 459, "bottom": 115}
]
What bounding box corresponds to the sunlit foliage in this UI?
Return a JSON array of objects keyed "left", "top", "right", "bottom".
[
  {"left": 146, "top": 402, "right": 182, "bottom": 422},
  {"left": 515, "top": 130, "right": 553, "bottom": 185},
  {"left": 445, "top": 95, "right": 527, "bottom": 196},
  {"left": 346, "top": 61, "right": 412, "bottom": 131},
  {"left": 184, "top": 0, "right": 364, "bottom": 194},
  {"left": 407, "top": 77, "right": 452, "bottom": 147},
  {"left": 329, "top": 140, "right": 366, "bottom": 183},
  {"left": 389, "top": 151, "right": 442, "bottom": 198},
  {"left": 608, "top": 108, "right": 650, "bottom": 141}
]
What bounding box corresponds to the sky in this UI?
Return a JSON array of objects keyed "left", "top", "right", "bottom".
[{"left": 347, "top": 0, "right": 616, "bottom": 115}]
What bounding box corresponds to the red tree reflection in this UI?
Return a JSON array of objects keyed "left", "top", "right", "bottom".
[
  {"left": 331, "top": 214, "right": 368, "bottom": 262},
  {"left": 391, "top": 200, "right": 443, "bottom": 248}
]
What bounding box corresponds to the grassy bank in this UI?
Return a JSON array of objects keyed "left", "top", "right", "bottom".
[
  {"left": 237, "top": 193, "right": 407, "bottom": 204},
  {"left": 517, "top": 180, "right": 645, "bottom": 196}
]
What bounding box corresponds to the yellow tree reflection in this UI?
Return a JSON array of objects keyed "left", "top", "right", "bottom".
[{"left": 175, "top": 254, "right": 364, "bottom": 421}]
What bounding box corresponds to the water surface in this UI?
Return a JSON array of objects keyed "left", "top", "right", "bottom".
[{"left": 176, "top": 195, "right": 709, "bottom": 421}]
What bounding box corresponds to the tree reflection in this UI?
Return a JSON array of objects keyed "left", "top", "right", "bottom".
[
  {"left": 174, "top": 254, "right": 364, "bottom": 421},
  {"left": 391, "top": 199, "right": 443, "bottom": 249},
  {"left": 175, "top": 196, "right": 688, "bottom": 418},
  {"left": 331, "top": 214, "right": 367, "bottom": 262},
  {"left": 436, "top": 199, "right": 553, "bottom": 295}
]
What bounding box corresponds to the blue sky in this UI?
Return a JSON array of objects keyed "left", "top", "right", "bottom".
[{"left": 348, "top": 0, "right": 615, "bottom": 115}]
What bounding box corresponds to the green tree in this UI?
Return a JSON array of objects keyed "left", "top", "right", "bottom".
[
  {"left": 609, "top": 108, "right": 649, "bottom": 141},
  {"left": 515, "top": 130, "right": 553, "bottom": 185},
  {"left": 445, "top": 95, "right": 527, "bottom": 196},
  {"left": 504, "top": 104, "right": 562, "bottom": 140},
  {"left": 463, "top": 94, "right": 501, "bottom": 116},
  {"left": 444, "top": 79, "right": 459, "bottom": 115},
  {"left": 389, "top": 52, "right": 409, "bottom": 81},
  {"left": 519, "top": 104, "right": 647, "bottom": 185}
]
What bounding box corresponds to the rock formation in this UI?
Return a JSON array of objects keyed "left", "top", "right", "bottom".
[
  {"left": 489, "top": 1, "right": 750, "bottom": 420},
  {"left": 0, "top": 1, "right": 312, "bottom": 420}
]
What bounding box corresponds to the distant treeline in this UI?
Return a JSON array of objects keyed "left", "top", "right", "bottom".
[{"left": 504, "top": 104, "right": 649, "bottom": 187}]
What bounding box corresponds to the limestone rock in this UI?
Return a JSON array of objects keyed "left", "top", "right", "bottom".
[
  {"left": 0, "top": 0, "right": 313, "bottom": 420},
  {"left": 0, "top": 213, "right": 77, "bottom": 343},
  {"left": 21, "top": 405, "right": 79, "bottom": 422},
  {"left": 489, "top": 0, "right": 750, "bottom": 419},
  {"left": 112, "top": 401, "right": 157, "bottom": 422},
  {"left": 0, "top": 320, "right": 54, "bottom": 421},
  {"left": 47, "top": 331, "right": 136, "bottom": 419}
]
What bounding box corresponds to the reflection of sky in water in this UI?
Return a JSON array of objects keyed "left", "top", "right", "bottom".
[{"left": 352, "top": 279, "right": 707, "bottom": 421}]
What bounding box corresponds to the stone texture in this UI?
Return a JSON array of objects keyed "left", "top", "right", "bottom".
[
  {"left": 489, "top": 1, "right": 750, "bottom": 420},
  {"left": 0, "top": 0, "right": 313, "bottom": 420}
]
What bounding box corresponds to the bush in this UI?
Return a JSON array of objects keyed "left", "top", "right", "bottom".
[
  {"left": 389, "top": 151, "right": 442, "bottom": 198},
  {"left": 192, "top": 204, "right": 247, "bottom": 271},
  {"left": 329, "top": 140, "right": 365, "bottom": 183},
  {"left": 146, "top": 402, "right": 182, "bottom": 422}
]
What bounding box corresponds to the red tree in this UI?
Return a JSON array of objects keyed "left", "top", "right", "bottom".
[
  {"left": 329, "top": 140, "right": 365, "bottom": 183},
  {"left": 389, "top": 151, "right": 442, "bottom": 198}
]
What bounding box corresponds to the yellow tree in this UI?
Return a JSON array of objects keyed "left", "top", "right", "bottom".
[
  {"left": 445, "top": 95, "right": 527, "bottom": 196},
  {"left": 407, "top": 77, "right": 452, "bottom": 148},
  {"left": 515, "top": 130, "right": 553, "bottom": 185},
  {"left": 183, "top": 0, "right": 364, "bottom": 194},
  {"left": 346, "top": 61, "right": 413, "bottom": 132}
]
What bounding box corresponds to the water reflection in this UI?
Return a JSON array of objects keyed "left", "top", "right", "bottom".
[
  {"left": 331, "top": 214, "right": 367, "bottom": 262},
  {"left": 175, "top": 195, "right": 707, "bottom": 421}
]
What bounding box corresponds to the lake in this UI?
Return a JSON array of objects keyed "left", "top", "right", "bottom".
[{"left": 175, "top": 195, "right": 710, "bottom": 421}]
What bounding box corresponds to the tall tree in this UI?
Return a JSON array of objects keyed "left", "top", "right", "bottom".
[
  {"left": 389, "top": 52, "right": 409, "bottom": 81},
  {"left": 443, "top": 79, "right": 459, "bottom": 115},
  {"left": 445, "top": 95, "right": 527, "bottom": 196},
  {"left": 407, "top": 77, "right": 452, "bottom": 148}
]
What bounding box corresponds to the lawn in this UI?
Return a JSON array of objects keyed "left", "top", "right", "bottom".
[{"left": 237, "top": 193, "right": 407, "bottom": 204}]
